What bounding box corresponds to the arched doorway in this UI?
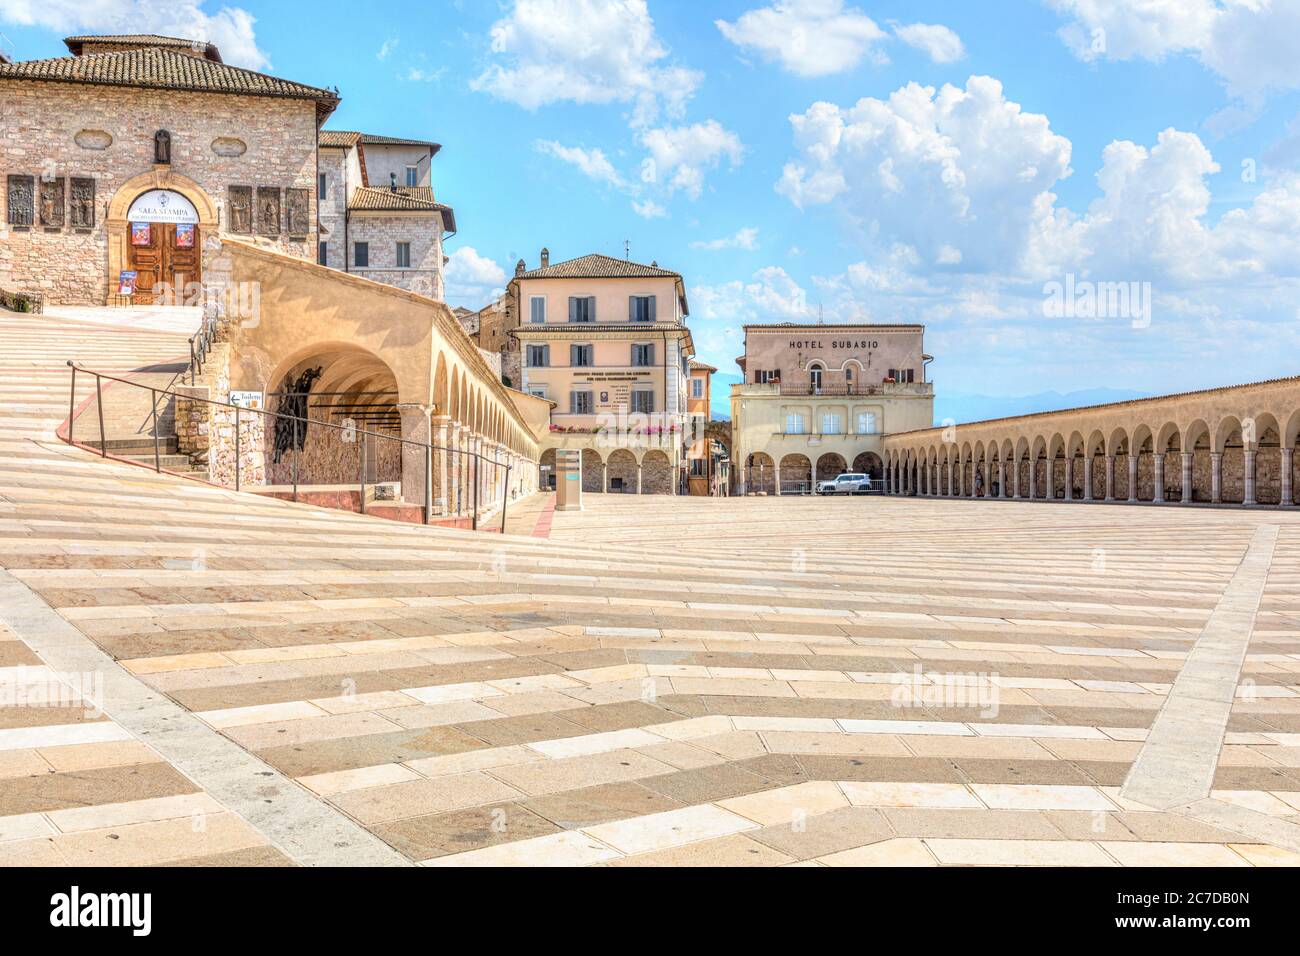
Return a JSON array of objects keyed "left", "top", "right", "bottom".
[
  {"left": 607, "top": 449, "right": 638, "bottom": 493},
  {"left": 106, "top": 170, "right": 218, "bottom": 305},
  {"left": 641, "top": 450, "right": 672, "bottom": 495},
  {"left": 746, "top": 452, "right": 776, "bottom": 495},
  {"left": 853, "top": 451, "right": 883, "bottom": 484},
  {"left": 816, "top": 452, "right": 847, "bottom": 483},
  {"left": 779, "top": 454, "right": 812, "bottom": 495}
]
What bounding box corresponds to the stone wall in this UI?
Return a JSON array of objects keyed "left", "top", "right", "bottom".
[
  {"left": 0, "top": 287, "right": 42, "bottom": 312},
  {"left": 349, "top": 213, "right": 443, "bottom": 299},
  {"left": 0, "top": 81, "right": 319, "bottom": 304}
]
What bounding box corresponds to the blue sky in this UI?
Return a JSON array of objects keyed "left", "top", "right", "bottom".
[{"left": 5, "top": 1, "right": 1300, "bottom": 422}]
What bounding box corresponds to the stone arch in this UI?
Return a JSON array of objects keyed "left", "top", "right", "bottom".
[
  {"left": 641, "top": 449, "right": 672, "bottom": 495},
  {"left": 105, "top": 169, "right": 220, "bottom": 304},
  {"left": 607, "top": 448, "right": 638, "bottom": 493},
  {"left": 746, "top": 452, "right": 776, "bottom": 495},
  {"left": 1254, "top": 412, "right": 1283, "bottom": 505},
  {"left": 852, "top": 451, "right": 883, "bottom": 482},
  {"left": 780, "top": 453, "right": 813, "bottom": 494},
  {"left": 581, "top": 448, "right": 604, "bottom": 493},
  {"left": 816, "top": 452, "right": 848, "bottom": 483}
]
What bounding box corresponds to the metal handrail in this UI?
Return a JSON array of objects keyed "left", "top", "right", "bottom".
[
  {"left": 187, "top": 314, "right": 219, "bottom": 385},
  {"left": 65, "top": 361, "right": 534, "bottom": 532}
]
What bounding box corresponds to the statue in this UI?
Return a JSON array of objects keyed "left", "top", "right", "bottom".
[
  {"left": 227, "top": 186, "right": 252, "bottom": 234},
  {"left": 272, "top": 367, "right": 322, "bottom": 464},
  {"left": 154, "top": 130, "right": 172, "bottom": 165}
]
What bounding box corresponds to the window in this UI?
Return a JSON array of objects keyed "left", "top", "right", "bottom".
[
  {"left": 568, "top": 296, "right": 596, "bottom": 323},
  {"left": 785, "top": 412, "right": 805, "bottom": 434},
  {"left": 570, "top": 344, "right": 594, "bottom": 367},
  {"left": 856, "top": 412, "right": 878, "bottom": 435},
  {"left": 809, "top": 363, "right": 824, "bottom": 391},
  {"left": 690, "top": 459, "right": 706, "bottom": 477},
  {"left": 405, "top": 165, "right": 419, "bottom": 187},
  {"left": 756, "top": 370, "right": 779, "bottom": 384},
  {"left": 528, "top": 386, "right": 548, "bottom": 399},
  {"left": 529, "top": 296, "right": 546, "bottom": 324},
  {"left": 821, "top": 412, "right": 843, "bottom": 434},
  {"left": 845, "top": 365, "right": 855, "bottom": 389},
  {"left": 317, "top": 242, "right": 328, "bottom": 266},
  {"left": 887, "top": 368, "right": 916, "bottom": 384},
  {"left": 354, "top": 242, "right": 369, "bottom": 268},
  {"left": 691, "top": 378, "right": 704, "bottom": 399},
  {"left": 526, "top": 344, "right": 550, "bottom": 367},
  {"left": 631, "top": 343, "right": 655, "bottom": 367},
  {"left": 396, "top": 242, "right": 411, "bottom": 268},
  {"left": 629, "top": 295, "right": 656, "bottom": 322},
  {"left": 318, "top": 173, "right": 327, "bottom": 201},
  {"left": 631, "top": 390, "right": 654, "bottom": 414},
  {"left": 570, "top": 390, "right": 594, "bottom": 414}
]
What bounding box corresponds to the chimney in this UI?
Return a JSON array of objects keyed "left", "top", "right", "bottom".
[
  {"left": 515, "top": 259, "right": 526, "bottom": 277},
  {"left": 389, "top": 171, "right": 398, "bottom": 193},
  {"left": 540, "top": 247, "right": 550, "bottom": 268}
]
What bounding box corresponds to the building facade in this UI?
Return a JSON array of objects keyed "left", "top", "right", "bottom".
[
  {"left": 317, "top": 130, "right": 455, "bottom": 299},
  {"left": 687, "top": 360, "right": 716, "bottom": 495},
  {"left": 730, "top": 323, "right": 935, "bottom": 494},
  {"left": 512, "top": 250, "right": 696, "bottom": 495},
  {"left": 0, "top": 34, "right": 338, "bottom": 305}
]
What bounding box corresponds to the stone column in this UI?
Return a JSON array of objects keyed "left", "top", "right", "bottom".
[
  {"left": 431, "top": 415, "right": 451, "bottom": 514},
  {"left": 1045, "top": 458, "right": 1055, "bottom": 500},
  {"left": 636, "top": 461, "right": 643, "bottom": 495},
  {"left": 1181, "top": 452, "right": 1194, "bottom": 504},
  {"left": 1029, "top": 459, "right": 1037, "bottom": 499},
  {"left": 1153, "top": 453, "right": 1166, "bottom": 503},
  {"left": 1105, "top": 455, "right": 1115, "bottom": 502},
  {"left": 1083, "top": 457, "right": 1093, "bottom": 501},
  {"left": 944, "top": 461, "right": 951, "bottom": 497},
  {"left": 997, "top": 461, "right": 1006, "bottom": 498},
  {"left": 1012, "top": 459, "right": 1021, "bottom": 499},
  {"left": 1244, "top": 449, "right": 1257, "bottom": 506},
  {"left": 1211, "top": 452, "right": 1223, "bottom": 503},
  {"left": 396, "top": 404, "right": 433, "bottom": 509},
  {"left": 1065, "top": 457, "right": 1075, "bottom": 502},
  {"left": 1128, "top": 455, "right": 1139, "bottom": 503},
  {"left": 1281, "top": 448, "right": 1294, "bottom": 507}
]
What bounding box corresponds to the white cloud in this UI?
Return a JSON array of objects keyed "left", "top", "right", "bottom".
[
  {"left": 893, "top": 22, "right": 965, "bottom": 63},
  {"left": 472, "top": 0, "right": 700, "bottom": 125},
  {"left": 443, "top": 247, "right": 508, "bottom": 307},
  {"left": 0, "top": 0, "right": 268, "bottom": 69},
  {"left": 534, "top": 141, "right": 627, "bottom": 189},
  {"left": 632, "top": 199, "right": 668, "bottom": 219},
  {"left": 405, "top": 66, "right": 445, "bottom": 84},
  {"left": 693, "top": 266, "right": 811, "bottom": 322},
  {"left": 1048, "top": 0, "right": 1300, "bottom": 99},
  {"left": 640, "top": 120, "right": 744, "bottom": 199},
  {"left": 778, "top": 76, "right": 1073, "bottom": 272},
  {"left": 691, "top": 227, "right": 759, "bottom": 251},
  {"left": 378, "top": 38, "right": 398, "bottom": 60},
  {"left": 715, "top": 0, "right": 888, "bottom": 77}
]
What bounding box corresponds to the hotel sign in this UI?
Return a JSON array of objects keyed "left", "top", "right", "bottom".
[
  {"left": 788, "top": 339, "right": 880, "bottom": 350},
  {"left": 126, "top": 189, "right": 200, "bottom": 225}
]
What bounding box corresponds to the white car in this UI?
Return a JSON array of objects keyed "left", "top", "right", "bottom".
[{"left": 817, "top": 472, "right": 872, "bottom": 495}]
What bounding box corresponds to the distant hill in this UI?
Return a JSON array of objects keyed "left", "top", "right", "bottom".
[{"left": 933, "top": 388, "right": 1153, "bottom": 427}]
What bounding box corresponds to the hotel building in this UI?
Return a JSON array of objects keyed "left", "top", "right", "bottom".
[
  {"left": 730, "top": 322, "right": 935, "bottom": 494},
  {"left": 512, "top": 250, "right": 696, "bottom": 495}
]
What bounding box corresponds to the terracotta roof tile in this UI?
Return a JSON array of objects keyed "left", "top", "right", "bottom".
[
  {"left": 518, "top": 253, "right": 681, "bottom": 280},
  {"left": 0, "top": 47, "right": 339, "bottom": 121},
  {"left": 347, "top": 186, "right": 456, "bottom": 230}
]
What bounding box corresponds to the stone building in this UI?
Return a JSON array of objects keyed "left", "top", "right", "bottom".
[
  {"left": 0, "top": 33, "right": 338, "bottom": 304},
  {"left": 687, "top": 359, "right": 716, "bottom": 495},
  {"left": 729, "top": 322, "right": 935, "bottom": 494},
  {"left": 455, "top": 295, "right": 521, "bottom": 390},
  {"left": 316, "top": 130, "right": 455, "bottom": 299},
  {"left": 512, "top": 249, "right": 697, "bottom": 495}
]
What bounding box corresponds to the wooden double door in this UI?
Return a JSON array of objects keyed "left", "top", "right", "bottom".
[{"left": 127, "top": 223, "right": 202, "bottom": 304}]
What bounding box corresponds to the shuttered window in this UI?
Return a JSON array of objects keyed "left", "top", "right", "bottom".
[
  {"left": 629, "top": 295, "right": 656, "bottom": 322},
  {"left": 570, "top": 391, "right": 594, "bottom": 414},
  {"left": 570, "top": 344, "right": 594, "bottom": 367},
  {"left": 631, "top": 390, "right": 654, "bottom": 414},
  {"left": 568, "top": 296, "right": 596, "bottom": 323},
  {"left": 631, "top": 343, "right": 655, "bottom": 367},
  {"left": 526, "top": 345, "right": 549, "bottom": 367}
]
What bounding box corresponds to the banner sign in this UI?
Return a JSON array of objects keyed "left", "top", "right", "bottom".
[{"left": 126, "top": 189, "right": 200, "bottom": 224}]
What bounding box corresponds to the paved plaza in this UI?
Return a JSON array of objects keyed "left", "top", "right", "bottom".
[{"left": 3, "top": 312, "right": 1300, "bottom": 867}]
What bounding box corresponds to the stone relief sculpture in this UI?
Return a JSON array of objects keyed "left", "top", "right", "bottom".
[
  {"left": 285, "top": 188, "right": 310, "bottom": 236},
  {"left": 7, "top": 175, "right": 34, "bottom": 226},
  {"left": 69, "top": 178, "right": 96, "bottom": 229},
  {"left": 40, "top": 178, "right": 65, "bottom": 228},
  {"left": 257, "top": 187, "right": 281, "bottom": 237},
  {"left": 228, "top": 186, "right": 252, "bottom": 234},
  {"left": 273, "top": 367, "right": 322, "bottom": 464}
]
